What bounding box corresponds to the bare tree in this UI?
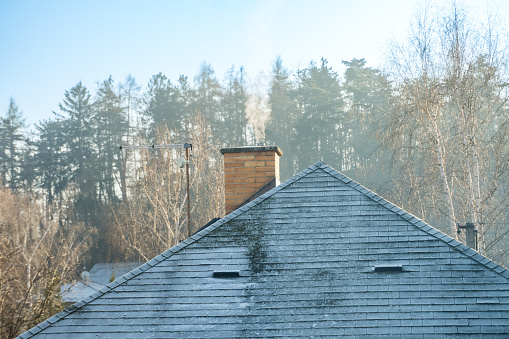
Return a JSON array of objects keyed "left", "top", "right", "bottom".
[
  {"left": 108, "top": 115, "right": 224, "bottom": 262},
  {"left": 0, "top": 186, "right": 95, "bottom": 338},
  {"left": 381, "top": 1, "right": 509, "bottom": 260}
]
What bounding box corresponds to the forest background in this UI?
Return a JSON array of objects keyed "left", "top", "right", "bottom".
[{"left": 2, "top": 2, "right": 509, "bottom": 337}]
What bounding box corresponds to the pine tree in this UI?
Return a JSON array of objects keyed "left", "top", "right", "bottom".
[
  {"left": 94, "top": 76, "right": 127, "bottom": 204},
  {"left": 18, "top": 137, "right": 37, "bottom": 191},
  {"left": 342, "top": 58, "right": 391, "bottom": 173},
  {"left": 266, "top": 56, "right": 298, "bottom": 179},
  {"left": 294, "top": 59, "right": 345, "bottom": 171},
  {"left": 119, "top": 74, "right": 141, "bottom": 140},
  {"left": 221, "top": 66, "right": 248, "bottom": 146},
  {"left": 142, "top": 73, "right": 187, "bottom": 138},
  {"left": 0, "top": 98, "right": 26, "bottom": 189},
  {"left": 57, "top": 82, "right": 97, "bottom": 223},
  {"left": 176, "top": 75, "right": 193, "bottom": 133},
  {"left": 119, "top": 75, "right": 141, "bottom": 202},
  {"left": 192, "top": 62, "right": 223, "bottom": 137},
  {"left": 34, "top": 119, "right": 69, "bottom": 204}
]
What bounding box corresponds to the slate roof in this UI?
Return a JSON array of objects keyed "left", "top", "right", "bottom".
[{"left": 19, "top": 162, "right": 509, "bottom": 338}]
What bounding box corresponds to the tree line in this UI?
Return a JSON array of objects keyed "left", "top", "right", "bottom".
[
  {"left": 1, "top": 2, "right": 509, "bottom": 337},
  {"left": 1, "top": 57, "right": 389, "bottom": 257}
]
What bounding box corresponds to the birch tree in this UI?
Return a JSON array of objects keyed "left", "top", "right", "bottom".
[
  {"left": 0, "top": 186, "right": 95, "bottom": 338},
  {"left": 381, "top": 1, "right": 509, "bottom": 259}
]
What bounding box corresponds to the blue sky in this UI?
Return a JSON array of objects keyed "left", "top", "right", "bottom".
[{"left": 1, "top": 0, "right": 507, "bottom": 128}]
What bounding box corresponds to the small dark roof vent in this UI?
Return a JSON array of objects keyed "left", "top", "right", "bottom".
[
  {"left": 373, "top": 265, "right": 404, "bottom": 273},
  {"left": 213, "top": 271, "right": 240, "bottom": 278}
]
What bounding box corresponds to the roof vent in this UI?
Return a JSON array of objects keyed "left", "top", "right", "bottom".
[
  {"left": 213, "top": 271, "right": 240, "bottom": 278},
  {"left": 373, "top": 265, "right": 404, "bottom": 273}
]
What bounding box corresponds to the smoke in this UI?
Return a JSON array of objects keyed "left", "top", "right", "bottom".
[{"left": 245, "top": 72, "right": 271, "bottom": 143}]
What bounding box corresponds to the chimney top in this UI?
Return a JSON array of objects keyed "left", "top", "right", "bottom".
[
  {"left": 221, "top": 145, "right": 282, "bottom": 215},
  {"left": 220, "top": 146, "right": 283, "bottom": 156}
]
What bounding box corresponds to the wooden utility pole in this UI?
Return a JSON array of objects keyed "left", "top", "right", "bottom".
[{"left": 184, "top": 143, "right": 192, "bottom": 238}]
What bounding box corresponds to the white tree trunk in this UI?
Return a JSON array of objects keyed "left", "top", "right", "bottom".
[{"left": 432, "top": 114, "right": 457, "bottom": 238}]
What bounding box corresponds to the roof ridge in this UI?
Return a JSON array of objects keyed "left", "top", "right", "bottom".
[
  {"left": 316, "top": 162, "right": 509, "bottom": 281},
  {"left": 18, "top": 161, "right": 326, "bottom": 339}
]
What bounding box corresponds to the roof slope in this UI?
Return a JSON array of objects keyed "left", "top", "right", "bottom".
[{"left": 20, "top": 162, "right": 509, "bottom": 338}]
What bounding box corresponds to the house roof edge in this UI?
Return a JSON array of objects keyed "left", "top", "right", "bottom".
[
  {"left": 317, "top": 162, "right": 509, "bottom": 281},
  {"left": 17, "top": 161, "right": 326, "bottom": 339},
  {"left": 18, "top": 160, "right": 509, "bottom": 338}
]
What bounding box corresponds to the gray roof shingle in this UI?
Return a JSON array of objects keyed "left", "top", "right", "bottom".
[{"left": 18, "top": 162, "right": 509, "bottom": 338}]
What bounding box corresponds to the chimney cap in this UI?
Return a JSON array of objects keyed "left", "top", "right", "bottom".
[{"left": 220, "top": 146, "right": 283, "bottom": 156}]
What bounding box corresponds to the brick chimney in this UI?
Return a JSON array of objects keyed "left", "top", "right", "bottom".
[{"left": 220, "top": 146, "right": 283, "bottom": 215}]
